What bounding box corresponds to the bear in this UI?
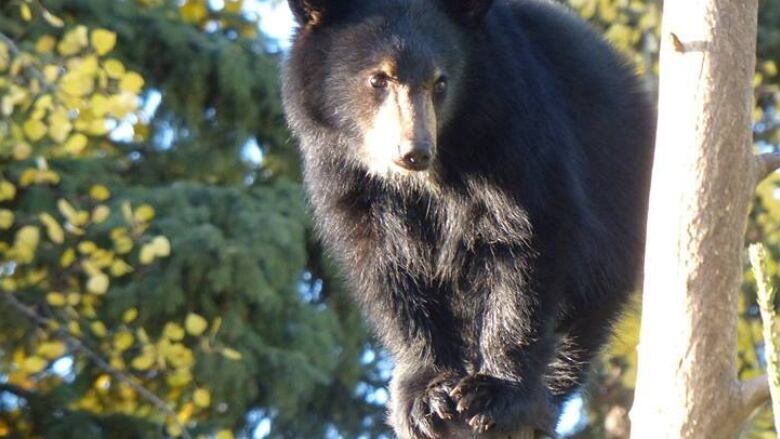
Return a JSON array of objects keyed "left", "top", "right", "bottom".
[{"left": 281, "top": 0, "right": 655, "bottom": 437}]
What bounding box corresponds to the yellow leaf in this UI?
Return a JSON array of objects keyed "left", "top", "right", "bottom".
[
  {"left": 68, "top": 321, "right": 81, "bottom": 336},
  {"left": 13, "top": 226, "right": 40, "bottom": 263},
  {"left": 48, "top": 106, "right": 72, "bottom": 142},
  {"left": 13, "top": 142, "right": 32, "bottom": 160},
  {"left": 0, "top": 180, "right": 16, "bottom": 201},
  {"left": 166, "top": 368, "right": 193, "bottom": 387},
  {"left": 46, "top": 292, "right": 66, "bottom": 307},
  {"left": 139, "top": 243, "right": 156, "bottom": 265},
  {"left": 78, "top": 241, "right": 97, "bottom": 254},
  {"left": 60, "top": 248, "right": 76, "bottom": 267},
  {"left": 215, "top": 430, "right": 235, "bottom": 439},
  {"left": 63, "top": 133, "right": 88, "bottom": 154},
  {"left": 60, "top": 71, "right": 94, "bottom": 97},
  {"left": 39, "top": 212, "right": 65, "bottom": 244},
  {"left": 163, "top": 322, "right": 185, "bottom": 341},
  {"left": 23, "top": 119, "right": 48, "bottom": 141},
  {"left": 180, "top": 0, "right": 209, "bottom": 23},
  {"left": 193, "top": 388, "right": 211, "bottom": 408},
  {"left": 103, "top": 59, "right": 125, "bottom": 78},
  {"left": 123, "top": 307, "right": 139, "bottom": 323},
  {"left": 22, "top": 356, "right": 48, "bottom": 374},
  {"left": 764, "top": 61, "right": 778, "bottom": 77},
  {"left": 151, "top": 236, "right": 171, "bottom": 257},
  {"left": 0, "top": 209, "right": 13, "bottom": 229},
  {"left": 37, "top": 341, "right": 66, "bottom": 359},
  {"left": 90, "top": 93, "right": 110, "bottom": 118},
  {"left": 42, "top": 10, "right": 64, "bottom": 28},
  {"left": 87, "top": 272, "right": 109, "bottom": 295},
  {"left": 185, "top": 313, "right": 208, "bottom": 336},
  {"left": 89, "top": 185, "right": 111, "bottom": 201},
  {"left": 114, "top": 331, "right": 134, "bottom": 351},
  {"left": 67, "top": 292, "right": 81, "bottom": 305},
  {"left": 134, "top": 204, "right": 155, "bottom": 222},
  {"left": 36, "top": 35, "right": 57, "bottom": 53},
  {"left": 91, "top": 321, "right": 108, "bottom": 338},
  {"left": 92, "top": 205, "right": 111, "bottom": 223},
  {"left": 20, "top": 3, "right": 32, "bottom": 21},
  {"left": 131, "top": 348, "right": 155, "bottom": 370},
  {"left": 119, "top": 71, "right": 144, "bottom": 94},
  {"left": 91, "top": 29, "right": 117, "bottom": 56},
  {"left": 58, "top": 26, "right": 88, "bottom": 56},
  {"left": 110, "top": 259, "right": 133, "bottom": 277},
  {"left": 221, "top": 348, "right": 242, "bottom": 361}
]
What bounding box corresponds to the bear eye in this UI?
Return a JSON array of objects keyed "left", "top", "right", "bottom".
[
  {"left": 369, "top": 74, "right": 390, "bottom": 89},
  {"left": 434, "top": 76, "right": 448, "bottom": 94}
]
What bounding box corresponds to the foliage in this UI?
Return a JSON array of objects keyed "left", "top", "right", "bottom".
[
  {"left": 559, "top": 0, "right": 780, "bottom": 437},
  {"left": 0, "top": 1, "right": 383, "bottom": 438}
]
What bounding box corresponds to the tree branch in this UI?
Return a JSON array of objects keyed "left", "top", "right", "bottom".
[
  {"left": 739, "top": 376, "right": 771, "bottom": 418},
  {"left": 0, "top": 30, "right": 56, "bottom": 92},
  {"left": 0, "top": 293, "right": 193, "bottom": 439},
  {"left": 755, "top": 153, "right": 780, "bottom": 183}
]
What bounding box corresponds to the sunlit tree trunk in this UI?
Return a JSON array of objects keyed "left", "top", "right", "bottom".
[{"left": 630, "top": 0, "right": 772, "bottom": 437}]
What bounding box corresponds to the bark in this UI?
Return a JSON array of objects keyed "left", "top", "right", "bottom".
[{"left": 630, "top": 0, "right": 770, "bottom": 437}]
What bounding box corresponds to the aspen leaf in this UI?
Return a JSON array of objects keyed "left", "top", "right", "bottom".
[
  {"left": 89, "top": 185, "right": 111, "bottom": 201},
  {"left": 46, "top": 292, "right": 66, "bottom": 307},
  {"left": 193, "top": 388, "right": 211, "bottom": 408},
  {"left": 23, "top": 119, "right": 47, "bottom": 141},
  {"left": 114, "top": 331, "right": 134, "bottom": 351},
  {"left": 139, "top": 243, "right": 156, "bottom": 265},
  {"left": 13, "top": 226, "right": 40, "bottom": 263},
  {"left": 60, "top": 248, "right": 76, "bottom": 267},
  {"left": 122, "top": 307, "right": 139, "bottom": 323},
  {"left": 48, "top": 112, "right": 73, "bottom": 143},
  {"left": 36, "top": 35, "right": 56, "bottom": 53},
  {"left": 0, "top": 180, "right": 16, "bottom": 201},
  {"left": 42, "top": 10, "right": 64, "bottom": 28},
  {"left": 39, "top": 213, "right": 65, "bottom": 244},
  {"left": 60, "top": 71, "right": 94, "bottom": 97},
  {"left": 91, "top": 321, "right": 108, "bottom": 338},
  {"left": 37, "top": 341, "right": 66, "bottom": 359},
  {"left": 110, "top": 259, "right": 133, "bottom": 277},
  {"left": 221, "top": 348, "right": 242, "bottom": 361},
  {"left": 185, "top": 313, "right": 208, "bottom": 336},
  {"left": 90, "top": 29, "right": 117, "bottom": 56},
  {"left": 0, "top": 209, "right": 13, "bottom": 230},
  {"left": 163, "top": 322, "right": 185, "bottom": 341},
  {"left": 103, "top": 59, "right": 125, "bottom": 78},
  {"left": 92, "top": 205, "right": 110, "bottom": 223},
  {"left": 87, "top": 272, "right": 109, "bottom": 295},
  {"left": 215, "top": 430, "right": 235, "bottom": 439},
  {"left": 58, "top": 26, "right": 88, "bottom": 56},
  {"left": 13, "top": 142, "right": 32, "bottom": 160},
  {"left": 134, "top": 204, "right": 155, "bottom": 222},
  {"left": 764, "top": 61, "right": 778, "bottom": 77},
  {"left": 131, "top": 349, "right": 155, "bottom": 370},
  {"left": 78, "top": 241, "right": 97, "bottom": 254},
  {"left": 151, "top": 236, "right": 171, "bottom": 257},
  {"left": 20, "top": 4, "right": 32, "bottom": 21},
  {"left": 22, "top": 356, "right": 47, "bottom": 374},
  {"left": 119, "top": 71, "right": 144, "bottom": 93}
]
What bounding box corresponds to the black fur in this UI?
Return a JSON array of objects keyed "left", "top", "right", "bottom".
[{"left": 281, "top": 0, "right": 654, "bottom": 437}]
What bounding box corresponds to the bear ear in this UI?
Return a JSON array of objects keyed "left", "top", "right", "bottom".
[
  {"left": 288, "top": 0, "right": 341, "bottom": 26},
  {"left": 442, "top": 0, "right": 495, "bottom": 26}
]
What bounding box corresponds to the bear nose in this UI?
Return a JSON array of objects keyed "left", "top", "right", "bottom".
[{"left": 395, "top": 144, "right": 433, "bottom": 171}]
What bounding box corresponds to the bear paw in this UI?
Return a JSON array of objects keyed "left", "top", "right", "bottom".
[
  {"left": 404, "top": 371, "right": 462, "bottom": 439},
  {"left": 449, "top": 374, "right": 556, "bottom": 434}
]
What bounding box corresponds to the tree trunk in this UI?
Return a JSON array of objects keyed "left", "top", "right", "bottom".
[{"left": 630, "top": 0, "right": 769, "bottom": 437}]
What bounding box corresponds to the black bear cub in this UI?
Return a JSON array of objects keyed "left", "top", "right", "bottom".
[{"left": 282, "top": 0, "right": 654, "bottom": 437}]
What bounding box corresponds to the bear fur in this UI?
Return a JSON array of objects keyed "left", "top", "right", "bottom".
[{"left": 281, "top": 0, "right": 655, "bottom": 437}]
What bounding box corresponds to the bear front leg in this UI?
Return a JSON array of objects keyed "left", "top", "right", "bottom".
[
  {"left": 390, "top": 367, "right": 463, "bottom": 439},
  {"left": 451, "top": 245, "right": 560, "bottom": 434}
]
